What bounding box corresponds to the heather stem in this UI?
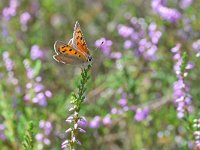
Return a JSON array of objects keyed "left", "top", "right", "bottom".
[{"left": 63, "top": 64, "right": 91, "bottom": 150}]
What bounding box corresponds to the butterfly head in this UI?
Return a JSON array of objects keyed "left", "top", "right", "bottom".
[{"left": 88, "top": 56, "right": 93, "bottom": 62}]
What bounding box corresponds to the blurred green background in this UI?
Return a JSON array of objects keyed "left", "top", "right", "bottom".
[{"left": 0, "top": 0, "right": 200, "bottom": 149}]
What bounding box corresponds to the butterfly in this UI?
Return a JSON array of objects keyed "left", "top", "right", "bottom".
[{"left": 53, "top": 21, "right": 92, "bottom": 65}]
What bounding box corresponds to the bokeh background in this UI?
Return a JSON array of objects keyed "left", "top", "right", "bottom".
[{"left": 1, "top": 0, "right": 200, "bottom": 149}]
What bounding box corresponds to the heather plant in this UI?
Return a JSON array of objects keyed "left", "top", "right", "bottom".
[
  {"left": 22, "top": 121, "right": 34, "bottom": 150},
  {"left": 62, "top": 65, "right": 91, "bottom": 150},
  {"left": 0, "top": 0, "right": 200, "bottom": 150}
]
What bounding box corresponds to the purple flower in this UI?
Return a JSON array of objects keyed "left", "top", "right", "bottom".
[
  {"left": 20, "top": 12, "right": 31, "bottom": 25},
  {"left": 124, "top": 40, "right": 133, "bottom": 49},
  {"left": 78, "top": 118, "right": 88, "bottom": 128},
  {"left": 30, "top": 45, "right": 44, "bottom": 60},
  {"left": 118, "top": 17, "right": 162, "bottom": 61},
  {"left": 45, "top": 90, "right": 52, "bottom": 98},
  {"left": 0, "top": 124, "right": 6, "bottom": 141},
  {"left": 33, "top": 92, "right": 47, "bottom": 107},
  {"left": 148, "top": 23, "right": 162, "bottom": 44},
  {"left": 89, "top": 116, "right": 101, "bottom": 128},
  {"left": 193, "top": 119, "right": 200, "bottom": 149},
  {"left": 2, "top": 0, "right": 19, "bottom": 21},
  {"left": 36, "top": 120, "right": 53, "bottom": 145},
  {"left": 192, "top": 39, "right": 200, "bottom": 52},
  {"left": 134, "top": 107, "right": 149, "bottom": 122},
  {"left": 2, "top": 51, "right": 19, "bottom": 85},
  {"left": 111, "top": 107, "right": 118, "bottom": 114},
  {"left": 3, "top": 52, "right": 13, "bottom": 71},
  {"left": 152, "top": 0, "right": 181, "bottom": 23},
  {"left": 95, "top": 38, "right": 112, "bottom": 56},
  {"left": 95, "top": 38, "right": 121, "bottom": 60},
  {"left": 118, "top": 93, "right": 127, "bottom": 107},
  {"left": 179, "top": 0, "right": 193, "bottom": 9},
  {"left": 171, "top": 44, "right": 193, "bottom": 118},
  {"left": 35, "top": 133, "right": 43, "bottom": 141},
  {"left": 118, "top": 25, "right": 134, "bottom": 38},
  {"left": 109, "top": 52, "right": 122, "bottom": 59},
  {"left": 102, "top": 115, "right": 112, "bottom": 125},
  {"left": 34, "top": 83, "right": 44, "bottom": 92}
]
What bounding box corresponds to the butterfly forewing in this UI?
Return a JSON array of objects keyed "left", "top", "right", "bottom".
[
  {"left": 73, "top": 21, "right": 90, "bottom": 55},
  {"left": 53, "top": 54, "right": 85, "bottom": 64}
]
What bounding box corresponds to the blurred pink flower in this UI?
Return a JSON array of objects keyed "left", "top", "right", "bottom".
[
  {"left": 30, "top": 45, "right": 44, "bottom": 60},
  {"left": 20, "top": 12, "right": 31, "bottom": 25}
]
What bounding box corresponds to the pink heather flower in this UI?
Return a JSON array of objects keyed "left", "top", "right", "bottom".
[
  {"left": 89, "top": 116, "right": 101, "bottom": 128},
  {"left": 102, "top": 115, "right": 112, "bottom": 125},
  {"left": 179, "top": 0, "right": 193, "bottom": 9},
  {"left": 124, "top": 40, "right": 133, "bottom": 49},
  {"left": 134, "top": 107, "right": 149, "bottom": 122},
  {"left": 118, "top": 17, "right": 161, "bottom": 61},
  {"left": 95, "top": 38, "right": 121, "bottom": 60},
  {"left": 65, "top": 128, "right": 72, "bottom": 133},
  {"left": 78, "top": 118, "right": 88, "bottom": 128},
  {"left": 36, "top": 121, "right": 53, "bottom": 145},
  {"left": 34, "top": 83, "right": 44, "bottom": 92},
  {"left": 3, "top": 52, "right": 14, "bottom": 72},
  {"left": 152, "top": 0, "right": 181, "bottom": 23},
  {"left": 111, "top": 107, "right": 118, "bottom": 114},
  {"left": 79, "top": 128, "right": 86, "bottom": 133},
  {"left": 148, "top": 23, "right": 162, "bottom": 44},
  {"left": 193, "top": 119, "right": 200, "bottom": 149},
  {"left": 192, "top": 39, "right": 200, "bottom": 57},
  {"left": 61, "top": 140, "right": 68, "bottom": 149},
  {"left": 20, "top": 12, "right": 31, "bottom": 25},
  {"left": 118, "top": 93, "right": 127, "bottom": 107},
  {"left": 43, "top": 138, "right": 51, "bottom": 145},
  {"left": 2, "top": 0, "right": 19, "bottom": 21},
  {"left": 45, "top": 90, "right": 52, "bottom": 98},
  {"left": 30, "top": 45, "right": 44, "bottom": 60},
  {"left": 118, "top": 25, "right": 134, "bottom": 38},
  {"left": 109, "top": 52, "right": 122, "bottom": 59},
  {"left": 72, "top": 136, "right": 76, "bottom": 143},
  {"left": 77, "top": 140, "right": 82, "bottom": 145},
  {"left": 35, "top": 133, "right": 43, "bottom": 141},
  {"left": 95, "top": 38, "right": 112, "bottom": 56},
  {"left": 39, "top": 120, "right": 52, "bottom": 135},
  {"left": 0, "top": 124, "right": 6, "bottom": 141},
  {"left": 171, "top": 44, "right": 193, "bottom": 118},
  {"left": 74, "top": 123, "right": 78, "bottom": 129}
]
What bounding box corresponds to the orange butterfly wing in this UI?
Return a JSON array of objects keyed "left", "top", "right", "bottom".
[
  {"left": 73, "top": 21, "right": 90, "bottom": 55},
  {"left": 53, "top": 41, "right": 87, "bottom": 64}
]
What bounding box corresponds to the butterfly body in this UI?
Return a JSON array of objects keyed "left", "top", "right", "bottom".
[{"left": 53, "top": 21, "right": 92, "bottom": 65}]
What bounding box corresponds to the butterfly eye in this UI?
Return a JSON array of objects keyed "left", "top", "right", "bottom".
[{"left": 88, "top": 56, "right": 92, "bottom": 62}]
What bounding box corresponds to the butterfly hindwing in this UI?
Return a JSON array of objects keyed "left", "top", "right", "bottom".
[
  {"left": 73, "top": 21, "right": 90, "bottom": 55},
  {"left": 53, "top": 54, "right": 85, "bottom": 64},
  {"left": 54, "top": 41, "right": 88, "bottom": 63}
]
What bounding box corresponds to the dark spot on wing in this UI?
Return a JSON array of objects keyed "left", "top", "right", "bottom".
[
  {"left": 79, "top": 55, "right": 81, "bottom": 57},
  {"left": 62, "top": 46, "right": 66, "bottom": 48},
  {"left": 62, "top": 49, "right": 66, "bottom": 53},
  {"left": 80, "top": 37, "right": 83, "bottom": 40},
  {"left": 74, "top": 52, "right": 77, "bottom": 54},
  {"left": 69, "top": 49, "right": 72, "bottom": 51},
  {"left": 77, "top": 42, "right": 79, "bottom": 45}
]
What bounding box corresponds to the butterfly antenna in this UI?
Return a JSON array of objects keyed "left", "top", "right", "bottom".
[{"left": 94, "top": 41, "right": 104, "bottom": 51}]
